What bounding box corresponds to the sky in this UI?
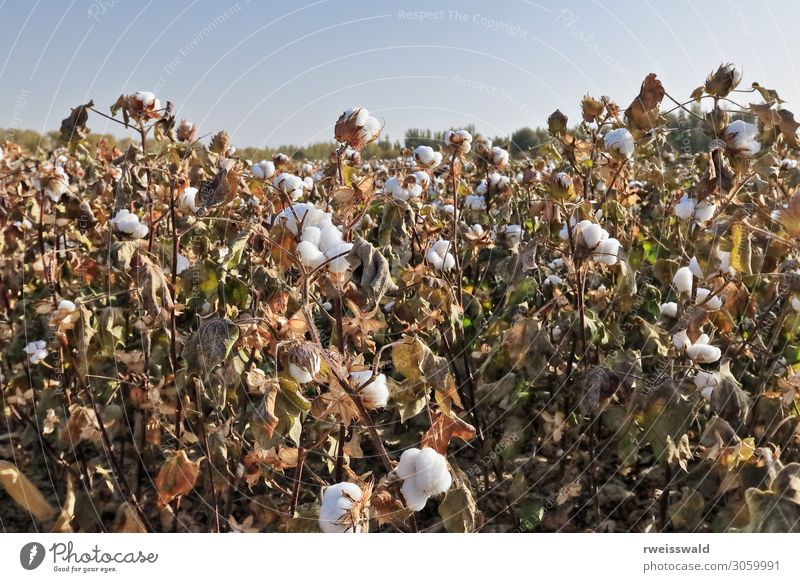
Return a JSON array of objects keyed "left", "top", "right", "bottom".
[{"left": 1, "top": 0, "right": 800, "bottom": 148}]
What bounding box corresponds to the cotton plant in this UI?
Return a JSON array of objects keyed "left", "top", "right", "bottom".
[
  {"left": 277, "top": 203, "right": 353, "bottom": 275},
  {"left": 111, "top": 209, "right": 148, "bottom": 239},
  {"left": 349, "top": 370, "right": 389, "bottom": 410},
  {"left": 603, "top": 127, "right": 635, "bottom": 159},
  {"left": 392, "top": 447, "right": 452, "bottom": 511},
  {"left": 383, "top": 175, "right": 423, "bottom": 201},
  {"left": 273, "top": 173, "right": 313, "bottom": 202},
  {"left": 413, "top": 145, "right": 443, "bottom": 169},
  {"left": 725, "top": 120, "right": 761, "bottom": 157},
  {"left": 318, "top": 482, "right": 369, "bottom": 533},
  {"left": 426, "top": 239, "right": 456, "bottom": 271},
  {"left": 24, "top": 340, "right": 48, "bottom": 365},
  {"left": 252, "top": 159, "right": 276, "bottom": 180},
  {"left": 334, "top": 107, "right": 382, "bottom": 150}
]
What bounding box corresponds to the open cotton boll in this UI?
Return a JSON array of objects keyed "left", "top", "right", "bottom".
[
  {"left": 175, "top": 254, "right": 190, "bottom": 275},
  {"left": 725, "top": 120, "right": 761, "bottom": 157},
  {"left": 689, "top": 256, "right": 704, "bottom": 279},
  {"left": 675, "top": 194, "right": 696, "bottom": 220},
  {"left": 288, "top": 360, "right": 318, "bottom": 384},
  {"left": 672, "top": 330, "right": 691, "bottom": 351},
  {"left": 112, "top": 209, "right": 148, "bottom": 239},
  {"left": 604, "top": 127, "right": 635, "bottom": 159},
  {"left": 594, "top": 237, "right": 621, "bottom": 265},
  {"left": 414, "top": 145, "right": 443, "bottom": 169},
  {"left": 555, "top": 172, "right": 572, "bottom": 190},
  {"left": 695, "top": 287, "right": 722, "bottom": 310},
  {"left": 350, "top": 370, "right": 389, "bottom": 410},
  {"left": 427, "top": 239, "right": 456, "bottom": 271},
  {"left": 579, "top": 221, "right": 604, "bottom": 249},
  {"left": 319, "top": 482, "right": 364, "bottom": 533},
  {"left": 465, "top": 195, "right": 486, "bottom": 210},
  {"left": 25, "top": 340, "right": 48, "bottom": 364},
  {"left": 791, "top": 296, "right": 800, "bottom": 313},
  {"left": 252, "top": 160, "right": 275, "bottom": 180},
  {"left": 317, "top": 224, "right": 345, "bottom": 253},
  {"left": 660, "top": 302, "right": 678, "bottom": 318},
  {"left": 693, "top": 371, "right": 718, "bottom": 402},
  {"left": 324, "top": 242, "right": 354, "bottom": 274},
  {"left": 297, "top": 240, "right": 326, "bottom": 269},
  {"left": 273, "top": 173, "right": 309, "bottom": 201},
  {"left": 394, "top": 447, "right": 452, "bottom": 511},
  {"left": 300, "top": 226, "right": 322, "bottom": 246},
  {"left": 686, "top": 334, "right": 721, "bottom": 363},
  {"left": 505, "top": 224, "right": 522, "bottom": 247},
  {"left": 715, "top": 248, "right": 732, "bottom": 275},
  {"left": 411, "top": 170, "right": 430, "bottom": 190},
  {"left": 490, "top": 146, "right": 509, "bottom": 166},
  {"left": 58, "top": 299, "right": 77, "bottom": 313},
  {"left": 384, "top": 176, "right": 422, "bottom": 201},
  {"left": 694, "top": 201, "right": 716, "bottom": 223},
  {"left": 179, "top": 187, "right": 199, "bottom": 213},
  {"left": 673, "top": 266, "right": 694, "bottom": 295}
]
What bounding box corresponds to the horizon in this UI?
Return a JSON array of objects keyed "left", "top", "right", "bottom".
[{"left": 2, "top": 0, "right": 799, "bottom": 149}]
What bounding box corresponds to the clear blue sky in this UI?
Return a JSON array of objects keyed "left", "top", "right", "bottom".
[{"left": 1, "top": 0, "right": 799, "bottom": 147}]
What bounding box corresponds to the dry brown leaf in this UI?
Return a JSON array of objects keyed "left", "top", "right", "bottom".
[
  {"left": 0, "top": 460, "right": 57, "bottom": 521},
  {"left": 154, "top": 449, "right": 202, "bottom": 508}
]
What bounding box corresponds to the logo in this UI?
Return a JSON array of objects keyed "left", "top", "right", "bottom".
[{"left": 20, "top": 542, "right": 46, "bottom": 570}]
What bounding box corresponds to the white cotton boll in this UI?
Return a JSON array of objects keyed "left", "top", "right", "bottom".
[
  {"left": 179, "top": 187, "right": 199, "bottom": 213},
  {"left": 300, "top": 226, "right": 322, "bottom": 246},
  {"left": 426, "top": 250, "right": 444, "bottom": 270},
  {"left": 135, "top": 91, "right": 156, "bottom": 108},
  {"left": 545, "top": 274, "right": 563, "bottom": 285},
  {"left": 781, "top": 159, "right": 797, "bottom": 171},
  {"left": 604, "top": 128, "right": 635, "bottom": 159},
  {"left": 401, "top": 478, "right": 429, "bottom": 512},
  {"left": 288, "top": 361, "right": 317, "bottom": 384},
  {"left": 350, "top": 370, "right": 389, "bottom": 410},
  {"left": 594, "top": 238, "right": 621, "bottom": 265},
  {"left": 694, "top": 201, "right": 716, "bottom": 223},
  {"left": 297, "top": 240, "right": 326, "bottom": 269},
  {"left": 469, "top": 224, "right": 484, "bottom": 237},
  {"left": 414, "top": 145, "right": 443, "bottom": 168},
  {"left": 695, "top": 287, "right": 722, "bottom": 310},
  {"left": 112, "top": 209, "right": 148, "bottom": 238},
  {"left": 694, "top": 370, "right": 718, "bottom": 391},
  {"left": 672, "top": 330, "right": 691, "bottom": 351},
  {"left": 689, "top": 256, "right": 704, "bottom": 279},
  {"left": 317, "top": 224, "right": 344, "bottom": 253},
  {"left": 252, "top": 160, "right": 275, "bottom": 180},
  {"left": 465, "top": 195, "right": 486, "bottom": 210},
  {"left": 580, "top": 222, "right": 604, "bottom": 250},
  {"left": 319, "top": 482, "right": 363, "bottom": 533},
  {"left": 791, "top": 296, "right": 800, "bottom": 313},
  {"left": 395, "top": 448, "right": 421, "bottom": 481},
  {"left": 687, "top": 343, "right": 721, "bottom": 363},
  {"left": 716, "top": 248, "right": 732, "bottom": 275},
  {"left": 325, "top": 242, "right": 353, "bottom": 274},
  {"left": 175, "top": 254, "right": 190, "bottom": 275},
  {"left": 303, "top": 176, "right": 314, "bottom": 190},
  {"left": 133, "top": 223, "right": 149, "bottom": 239},
  {"left": 490, "top": 146, "right": 509, "bottom": 166},
  {"left": 440, "top": 204, "right": 456, "bottom": 216},
  {"left": 675, "top": 194, "right": 696, "bottom": 221},
  {"left": 555, "top": 172, "right": 572, "bottom": 190},
  {"left": 726, "top": 120, "right": 761, "bottom": 157},
  {"left": 660, "top": 302, "right": 678, "bottom": 318},
  {"left": 58, "top": 299, "right": 77, "bottom": 313},
  {"left": 505, "top": 224, "right": 522, "bottom": 247},
  {"left": 673, "top": 266, "right": 694, "bottom": 295},
  {"left": 411, "top": 170, "right": 430, "bottom": 190},
  {"left": 552, "top": 325, "right": 563, "bottom": 342},
  {"left": 25, "top": 340, "right": 48, "bottom": 364},
  {"left": 414, "top": 447, "right": 451, "bottom": 494}
]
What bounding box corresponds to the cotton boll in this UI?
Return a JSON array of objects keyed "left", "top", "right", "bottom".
[
  {"left": 594, "top": 238, "right": 621, "bottom": 265},
  {"left": 300, "top": 226, "right": 322, "bottom": 246},
  {"left": 545, "top": 274, "right": 562, "bottom": 285},
  {"left": 695, "top": 287, "right": 722, "bottom": 310},
  {"left": 252, "top": 160, "right": 275, "bottom": 180},
  {"left": 725, "top": 120, "right": 761, "bottom": 157},
  {"left": 791, "top": 296, "right": 800, "bottom": 313},
  {"left": 579, "top": 222, "right": 604, "bottom": 250},
  {"left": 414, "top": 145, "right": 443, "bottom": 169},
  {"left": 604, "top": 128, "right": 635, "bottom": 159},
  {"left": 660, "top": 302, "right": 678, "bottom": 318},
  {"left": 395, "top": 448, "right": 421, "bottom": 481},
  {"left": 490, "top": 146, "right": 509, "bottom": 166},
  {"left": 325, "top": 242, "right": 354, "bottom": 274},
  {"left": 112, "top": 209, "right": 148, "bottom": 239},
  {"left": 58, "top": 299, "right": 77, "bottom": 313},
  {"left": 505, "top": 224, "right": 522, "bottom": 247},
  {"left": 686, "top": 334, "right": 721, "bottom": 363},
  {"left": 25, "top": 340, "right": 48, "bottom": 364},
  {"left": 175, "top": 254, "right": 190, "bottom": 275},
  {"left": 675, "top": 194, "right": 696, "bottom": 221},
  {"left": 672, "top": 330, "right": 691, "bottom": 351},
  {"left": 673, "top": 266, "right": 694, "bottom": 295},
  {"left": 179, "top": 187, "right": 199, "bottom": 213},
  {"left": 411, "top": 170, "right": 430, "bottom": 190},
  {"left": 715, "top": 248, "right": 732, "bottom": 275},
  {"left": 350, "top": 370, "right": 389, "bottom": 410},
  {"left": 414, "top": 447, "right": 451, "bottom": 494},
  {"left": 694, "top": 201, "right": 716, "bottom": 223},
  {"left": 401, "top": 478, "right": 429, "bottom": 512},
  {"left": 689, "top": 256, "right": 704, "bottom": 279},
  {"left": 297, "top": 240, "right": 326, "bottom": 269},
  {"left": 317, "top": 224, "right": 344, "bottom": 253},
  {"left": 319, "top": 482, "right": 364, "bottom": 533},
  {"left": 426, "top": 249, "right": 445, "bottom": 270},
  {"left": 465, "top": 195, "right": 487, "bottom": 210},
  {"left": 555, "top": 172, "right": 572, "bottom": 190}
]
